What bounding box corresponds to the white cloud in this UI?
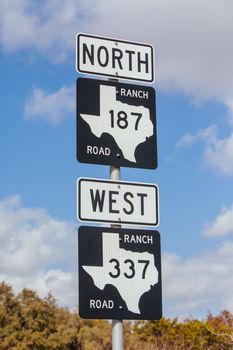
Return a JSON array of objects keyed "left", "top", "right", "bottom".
[
  {"left": 98, "top": 0, "right": 233, "bottom": 104},
  {"left": 177, "top": 125, "right": 233, "bottom": 175},
  {"left": 0, "top": 0, "right": 233, "bottom": 107},
  {"left": 25, "top": 85, "right": 75, "bottom": 123},
  {"left": 0, "top": 195, "right": 77, "bottom": 308},
  {"left": 0, "top": 0, "right": 93, "bottom": 62},
  {"left": 203, "top": 204, "right": 233, "bottom": 237},
  {"left": 176, "top": 124, "right": 218, "bottom": 147},
  {"left": 225, "top": 99, "right": 233, "bottom": 127},
  {"left": 204, "top": 132, "right": 233, "bottom": 175},
  {"left": 163, "top": 240, "right": 233, "bottom": 318},
  {"left": 2, "top": 195, "right": 233, "bottom": 317}
]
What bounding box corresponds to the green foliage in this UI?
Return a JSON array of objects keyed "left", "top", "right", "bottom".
[
  {"left": 0, "top": 282, "right": 110, "bottom": 349},
  {"left": 130, "top": 313, "right": 233, "bottom": 350},
  {"left": 1, "top": 282, "right": 233, "bottom": 349},
  {"left": 78, "top": 319, "right": 111, "bottom": 350}
]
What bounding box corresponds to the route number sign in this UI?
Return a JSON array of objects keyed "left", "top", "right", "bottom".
[
  {"left": 76, "top": 33, "right": 155, "bottom": 83},
  {"left": 76, "top": 78, "right": 157, "bottom": 169},
  {"left": 77, "top": 178, "right": 159, "bottom": 226},
  {"left": 78, "top": 226, "right": 162, "bottom": 320}
]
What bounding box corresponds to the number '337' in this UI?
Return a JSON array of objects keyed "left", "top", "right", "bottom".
[{"left": 108, "top": 258, "right": 149, "bottom": 279}]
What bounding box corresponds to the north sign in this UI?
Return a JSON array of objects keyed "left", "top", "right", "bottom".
[
  {"left": 77, "top": 178, "right": 159, "bottom": 226},
  {"left": 76, "top": 33, "right": 155, "bottom": 83},
  {"left": 76, "top": 78, "right": 157, "bottom": 169},
  {"left": 78, "top": 226, "right": 162, "bottom": 320}
]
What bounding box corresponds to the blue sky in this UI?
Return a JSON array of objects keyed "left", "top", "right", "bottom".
[{"left": 1, "top": 0, "right": 233, "bottom": 319}]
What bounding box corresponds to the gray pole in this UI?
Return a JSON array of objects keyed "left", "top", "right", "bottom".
[
  {"left": 112, "top": 319, "right": 124, "bottom": 350},
  {"left": 110, "top": 165, "right": 124, "bottom": 350}
]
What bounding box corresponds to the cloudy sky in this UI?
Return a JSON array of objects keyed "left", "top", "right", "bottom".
[{"left": 1, "top": 0, "right": 233, "bottom": 319}]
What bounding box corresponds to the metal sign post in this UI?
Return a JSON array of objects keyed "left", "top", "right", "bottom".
[
  {"left": 112, "top": 319, "right": 123, "bottom": 350},
  {"left": 76, "top": 33, "right": 161, "bottom": 350},
  {"left": 110, "top": 165, "right": 123, "bottom": 350}
]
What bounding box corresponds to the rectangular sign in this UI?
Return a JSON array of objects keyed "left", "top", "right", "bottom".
[
  {"left": 77, "top": 178, "right": 159, "bottom": 226},
  {"left": 76, "top": 33, "right": 155, "bottom": 83},
  {"left": 76, "top": 78, "right": 157, "bottom": 169},
  {"left": 78, "top": 226, "right": 162, "bottom": 320}
]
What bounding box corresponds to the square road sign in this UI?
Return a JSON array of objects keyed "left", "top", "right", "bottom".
[
  {"left": 78, "top": 226, "right": 162, "bottom": 320},
  {"left": 77, "top": 78, "right": 157, "bottom": 169}
]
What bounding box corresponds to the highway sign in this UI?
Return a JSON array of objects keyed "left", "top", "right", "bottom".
[
  {"left": 76, "top": 33, "right": 155, "bottom": 83},
  {"left": 76, "top": 78, "right": 157, "bottom": 169},
  {"left": 78, "top": 226, "right": 162, "bottom": 320},
  {"left": 77, "top": 178, "right": 159, "bottom": 226}
]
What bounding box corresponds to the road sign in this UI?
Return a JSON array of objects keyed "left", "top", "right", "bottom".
[
  {"left": 77, "top": 178, "right": 159, "bottom": 226},
  {"left": 78, "top": 226, "right": 162, "bottom": 320},
  {"left": 76, "top": 33, "right": 155, "bottom": 83},
  {"left": 76, "top": 78, "right": 157, "bottom": 169}
]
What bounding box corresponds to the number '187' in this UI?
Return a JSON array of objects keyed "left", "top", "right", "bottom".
[{"left": 109, "top": 110, "right": 142, "bottom": 130}]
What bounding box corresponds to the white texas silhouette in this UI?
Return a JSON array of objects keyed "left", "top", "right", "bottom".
[
  {"left": 80, "top": 85, "right": 154, "bottom": 162},
  {"left": 83, "top": 232, "right": 158, "bottom": 314}
]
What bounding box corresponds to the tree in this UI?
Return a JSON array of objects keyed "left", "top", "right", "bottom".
[
  {"left": 0, "top": 282, "right": 22, "bottom": 349},
  {"left": 1, "top": 282, "right": 233, "bottom": 349},
  {"left": 0, "top": 282, "right": 111, "bottom": 349},
  {"left": 130, "top": 314, "right": 232, "bottom": 350}
]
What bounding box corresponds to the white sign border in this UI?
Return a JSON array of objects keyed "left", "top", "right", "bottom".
[
  {"left": 76, "top": 33, "right": 155, "bottom": 83},
  {"left": 77, "top": 177, "right": 160, "bottom": 227}
]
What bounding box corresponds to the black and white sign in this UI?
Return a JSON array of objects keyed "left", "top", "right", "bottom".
[
  {"left": 76, "top": 33, "right": 155, "bottom": 83},
  {"left": 76, "top": 78, "right": 157, "bottom": 169},
  {"left": 77, "top": 178, "right": 159, "bottom": 226},
  {"left": 78, "top": 226, "right": 162, "bottom": 320}
]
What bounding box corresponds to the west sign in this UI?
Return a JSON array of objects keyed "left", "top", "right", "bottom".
[
  {"left": 76, "top": 33, "right": 155, "bottom": 83},
  {"left": 77, "top": 178, "right": 159, "bottom": 226}
]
